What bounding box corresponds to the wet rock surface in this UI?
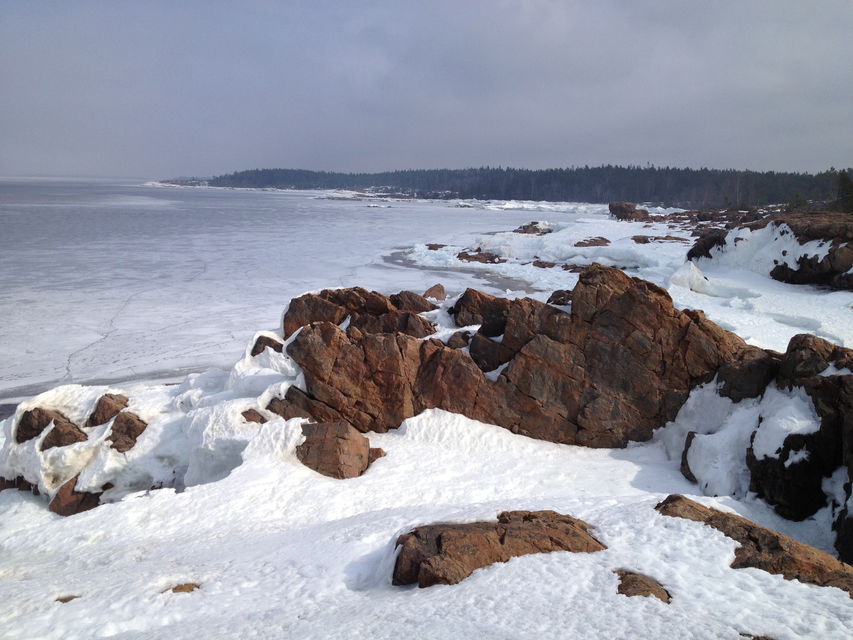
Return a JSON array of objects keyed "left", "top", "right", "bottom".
[
  {"left": 655, "top": 494, "right": 853, "bottom": 596},
  {"left": 392, "top": 510, "right": 606, "bottom": 587}
]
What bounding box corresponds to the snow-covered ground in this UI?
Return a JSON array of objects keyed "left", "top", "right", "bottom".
[{"left": 1, "top": 181, "right": 851, "bottom": 639}]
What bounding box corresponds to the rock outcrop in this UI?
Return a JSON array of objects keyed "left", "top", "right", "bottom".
[
  {"left": 48, "top": 475, "right": 101, "bottom": 517},
  {"left": 295, "top": 421, "right": 382, "bottom": 479},
  {"left": 655, "top": 494, "right": 853, "bottom": 596},
  {"left": 269, "top": 265, "right": 752, "bottom": 448},
  {"left": 392, "top": 510, "right": 606, "bottom": 587}
]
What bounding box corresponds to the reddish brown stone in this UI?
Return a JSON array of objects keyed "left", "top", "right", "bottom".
[
  {"left": 85, "top": 394, "right": 129, "bottom": 427},
  {"left": 107, "top": 412, "right": 147, "bottom": 453},
  {"left": 55, "top": 595, "right": 80, "bottom": 603},
  {"left": 531, "top": 260, "right": 556, "bottom": 268},
  {"left": 426, "top": 243, "right": 446, "bottom": 251},
  {"left": 574, "top": 236, "right": 610, "bottom": 247},
  {"left": 450, "top": 289, "right": 511, "bottom": 336},
  {"left": 468, "top": 333, "right": 515, "bottom": 373},
  {"left": 546, "top": 290, "right": 572, "bottom": 306},
  {"left": 368, "top": 447, "right": 386, "bottom": 464},
  {"left": 393, "top": 510, "right": 606, "bottom": 587},
  {"left": 422, "top": 283, "right": 447, "bottom": 300},
  {"left": 250, "top": 335, "right": 284, "bottom": 357},
  {"left": 389, "top": 290, "right": 437, "bottom": 313},
  {"left": 614, "top": 570, "right": 671, "bottom": 603},
  {"left": 349, "top": 309, "right": 435, "bottom": 338},
  {"left": 295, "top": 421, "right": 372, "bottom": 479},
  {"left": 687, "top": 228, "right": 729, "bottom": 260},
  {"left": 167, "top": 583, "right": 200, "bottom": 593},
  {"left": 655, "top": 494, "right": 853, "bottom": 596},
  {"left": 16, "top": 408, "right": 81, "bottom": 445},
  {"left": 445, "top": 331, "right": 472, "bottom": 349},
  {"left": 456, "top": 250, "right": 506, "bottom": 264},
  {"left": 0, "top": 475, "right": 39, "bottom": 495},
  {"left": 48, "top": 476, "right": 101, "bottom": 517},
  {"left": 241, "top": 409, "right": 267, "bottom": 424}
]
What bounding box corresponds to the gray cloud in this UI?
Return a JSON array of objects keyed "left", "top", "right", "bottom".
[{"left": 1, "top": 0, "right": 850, "bottom": 178}]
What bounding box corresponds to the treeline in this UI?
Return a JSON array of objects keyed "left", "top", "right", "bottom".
[{"left": 205, "top": 165, "right": 851, "bottom": 208}]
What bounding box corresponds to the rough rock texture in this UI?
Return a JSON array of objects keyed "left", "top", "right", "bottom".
[
  {"left": 609, "top": 201, "right": 650, "bottom": 222},
  {"left": 445, "top": 331, "right": 472, "bottom": 349},
  {"left": 283, "top": 287, "right": 435, "bottom": 340},
  {"left": 574, "top": 236, "right": 610, "bottom": 247},
  {"left": 167, "top": 583, "right": 200, "bottom": 593},
  {"left": 15, "top": 408, "right": 84, "bottom": 447},
  {"left": 268, "top": 265, "right": 753, "bottom": 447},
  {"left": 295, "top": 421, "right": 374, "bottom": 479},
  {"left": 468, "top": 333, "right": 514, "bottom": 373},
  {"left": 614, "top": 570, "right": 671, "bottom": 603},
  {"left": 422, "top": 283, "right": 447, "bottom": 301},
  {"left": 546, "top": 290, "right": 572, "bottom": 306},
  {"left": 655, "top": 494, "right": 853, "bottom": 596},
  {"left": 241, "top": 409, "right": 268, "bottom": 424},
  {"left": 250, "top": 335, "right": 284, "bottom": 357},
  {"left": 40, "top": 419, "right": 89, "bottom": 451},
  {"left": 716, "top": 347, "right": 781, "bottom": 402},
  {"left": 48, "top": 476, "right": 101, "bottom": 517},
  {"left": 392, "top": 510, "right": 606, "bottom": 587},
  {"left": 746, "top": 335, "right": 853, "bottom": 522},
  {"left": 107, "top": 412, "right": 148, "bottom": 453},
  {"left": 85, "top": 394, "right": 128, "bottom": 427}
]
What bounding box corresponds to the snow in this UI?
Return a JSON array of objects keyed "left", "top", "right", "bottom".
[{"left": 1, "top": 181, "right": 852, "bottom": 639}]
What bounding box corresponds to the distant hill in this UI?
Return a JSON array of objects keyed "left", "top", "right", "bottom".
[{"left": 192, "top": 165, "right": 850, "bottom": 209}]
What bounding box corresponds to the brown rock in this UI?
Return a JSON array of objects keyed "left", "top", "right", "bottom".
[
  {"left": 168, "top": 583, "right": 200, "bottom": 593},
  {"left": 614, "top": 570, "right": 671, "bottom": 603},
  {"left": 282, "top": 287, "right": 435, "bottom": 340},
  {"left": 717, "top": 347, "right": 781, "bottom": 402},
  {"left": 241, "top": 409, "right": 267, "bottom": 424},
  {"left": 426, "top": 243, "right": 446, "bottom": 251},
  {"left": 85, "top": 394, "right": 129, "bottom": 427},
  {"left": 574, "top": 236, "right": 610, "bottom": 247},
  {"left": 680, "top": 431, "right": 698, "bottom": 483},
  {"left": 609, "top": 201, "right": 650, "bottom": 221},
  {"left": 531, "top": 260, "right": 556, "bottom": 268},
  {"left": 655, "top": 494, "right": 853, "bottom": 596},
  {"left": 468, "top": 333, "right": 515, "bottom": 373},
  {"left": 250, "top": 335, "right": 284, "bottom": 357},
  {"left": 632, "top": 235, "right": 689, "bottom": 244},
  {"left": 40, "top": 419, "right": 88, "bottom": 451},
  {"left": 48, "top": 475, "right": 101, "bottom": 517},
  {"left": 368, "top": 447, "right": 386, "bottom": 464},
  {"left": 389, "top": 290, "right": 437, "bottom": 313},
  {"left": 445, "top": 330, "right": 472, "bottom": 349},
  {"left": 422, "top": 283, "right": 446, "bottom": 300},
  {"left": 393, "top": 510, "right": 606, "bottom": 587},
  {"left": 55, "top": 595, "right": 80, "bottom": 603},
  {"left": 295, "top": 420, "right": 372, "bottom": 479},
  {"left": 450, "top": 289, "right": 511, "bottom": 336},
  {"left": 687, "top": 228, "right": 728, "bottom": 260},
  {"left": 456, "top": 250, "right": 506, "bottom": 264},
  {"left": 0, "top": 475, "right": 39, "bottom": 495},
  {"left": 546, "top": 290, "right": 572, "bottom": 306},
  {"left": 107, "top": 412, "right": 148, "bottom": 453},
  {"left": 16, "top": 408, "right": 83, "bottom": 445}
]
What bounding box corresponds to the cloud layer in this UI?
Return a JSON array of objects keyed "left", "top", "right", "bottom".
[{"left": 1, "top": 0, "right": 851, "bottom": 178}]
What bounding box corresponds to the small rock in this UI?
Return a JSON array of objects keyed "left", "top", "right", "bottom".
[
  {"left": 48, "top": 476, "right": 101, "bottom": 517},
  {"left": 55, "top": 595, "right": 80, "bottom": 604},
  {"left": 456, "top": 250, "right": 506, "bottom": 264},
  {"left": 426, "top": 243, "right": 446, "bottom": 251},
  {"left": 40, "top": 417, "right": 88, "bottom": 451},
  {"left": 574, "top": 236, "right": 610, "bottom": 247},
  {"left": 296, "top": 421, "right": 372, "bottom": 479},
  {"left": 241, "top": 409, "right": 268, "bottom": 424},
  {"left": 445, "top": 331, "right": 472, "bottom": 349},
  {"left": 546, "top": 290, "right": 572, "bottom": 306},
  {"left": 16, "top": 408, "right": 82, "bottom": 445},
  {"left": 368, "top": 447, "right": 386, "bottom": 464},
  {"left": 422, "top": 283, "right": 446, "bottom": 300},
  {"left": 108, "top": 412, "right": 148, "bottom": 453},
  {"left": 250, "top": 335, "right": 284, "bottom": 357},
  {"left": 168, "top": 583, "right": 200, "bottom": 593},
  {"left": 614, "top": 570, "right": 671, "bottom": 603}
]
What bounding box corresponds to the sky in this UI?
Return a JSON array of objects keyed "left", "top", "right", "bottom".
[{"left": 0, "top": 0, "right": 851, "bottom": 179}]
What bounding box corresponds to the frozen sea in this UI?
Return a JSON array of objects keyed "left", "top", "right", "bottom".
[{"left": 0, "top": 178, "right": 564, "bottom": 402}]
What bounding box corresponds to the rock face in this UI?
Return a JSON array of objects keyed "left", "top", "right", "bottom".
[
  {"left": 690, "top": 212, "right": 853, "bottom": 290},
  {"left": 107, "top": 412, "right": 148, "bottom": 453},
  {"left": 48, "top": 475, "right": 101, "bottom": 517},
  {"left": 392, "top": 510, "right": 606, "bottom": 587},
  {"left": 295, "top": 421, "right": 381, "bottom": 479},
  {"left": 85, "top": 394, "right": 128, "bottom": 427},
  {"left": 282, "top": 287, "right": 435, "bottom": 340},
  {"left": 655, "top": 494, "right": 853, "bottom": 596},
  {"left": 614, "top": 570, "right": 671, "bottom": 603},
  {"left": 268, "top": 266, "right": 752, "bottom": 448},
  {"left": 609, "top": 201, "right": 650, "bottom": 222}
]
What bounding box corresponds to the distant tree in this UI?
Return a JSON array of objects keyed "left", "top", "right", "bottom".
[{"left": 836, "top": 169, "right": 853, "bottom": 212}]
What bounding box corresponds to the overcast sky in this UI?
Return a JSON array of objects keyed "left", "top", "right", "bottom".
[{"left": 1, "top": 0, "right": 851, "bottom": 178}]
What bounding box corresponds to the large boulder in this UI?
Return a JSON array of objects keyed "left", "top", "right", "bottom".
[
  {"left": 269, "top": 265, "right": 753, "bottom": 447},
  {"left": 392, "top": 510, "right": 606, "bottom": 587},
  {"left": 656, "top": 494, "right": 853, "bottom": 596},
  {"left": 295, "top": 420, "right": 381, "bottom": 479},
  {"left": 282, "top": 287, "right": 435, "bottom": 339}
]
